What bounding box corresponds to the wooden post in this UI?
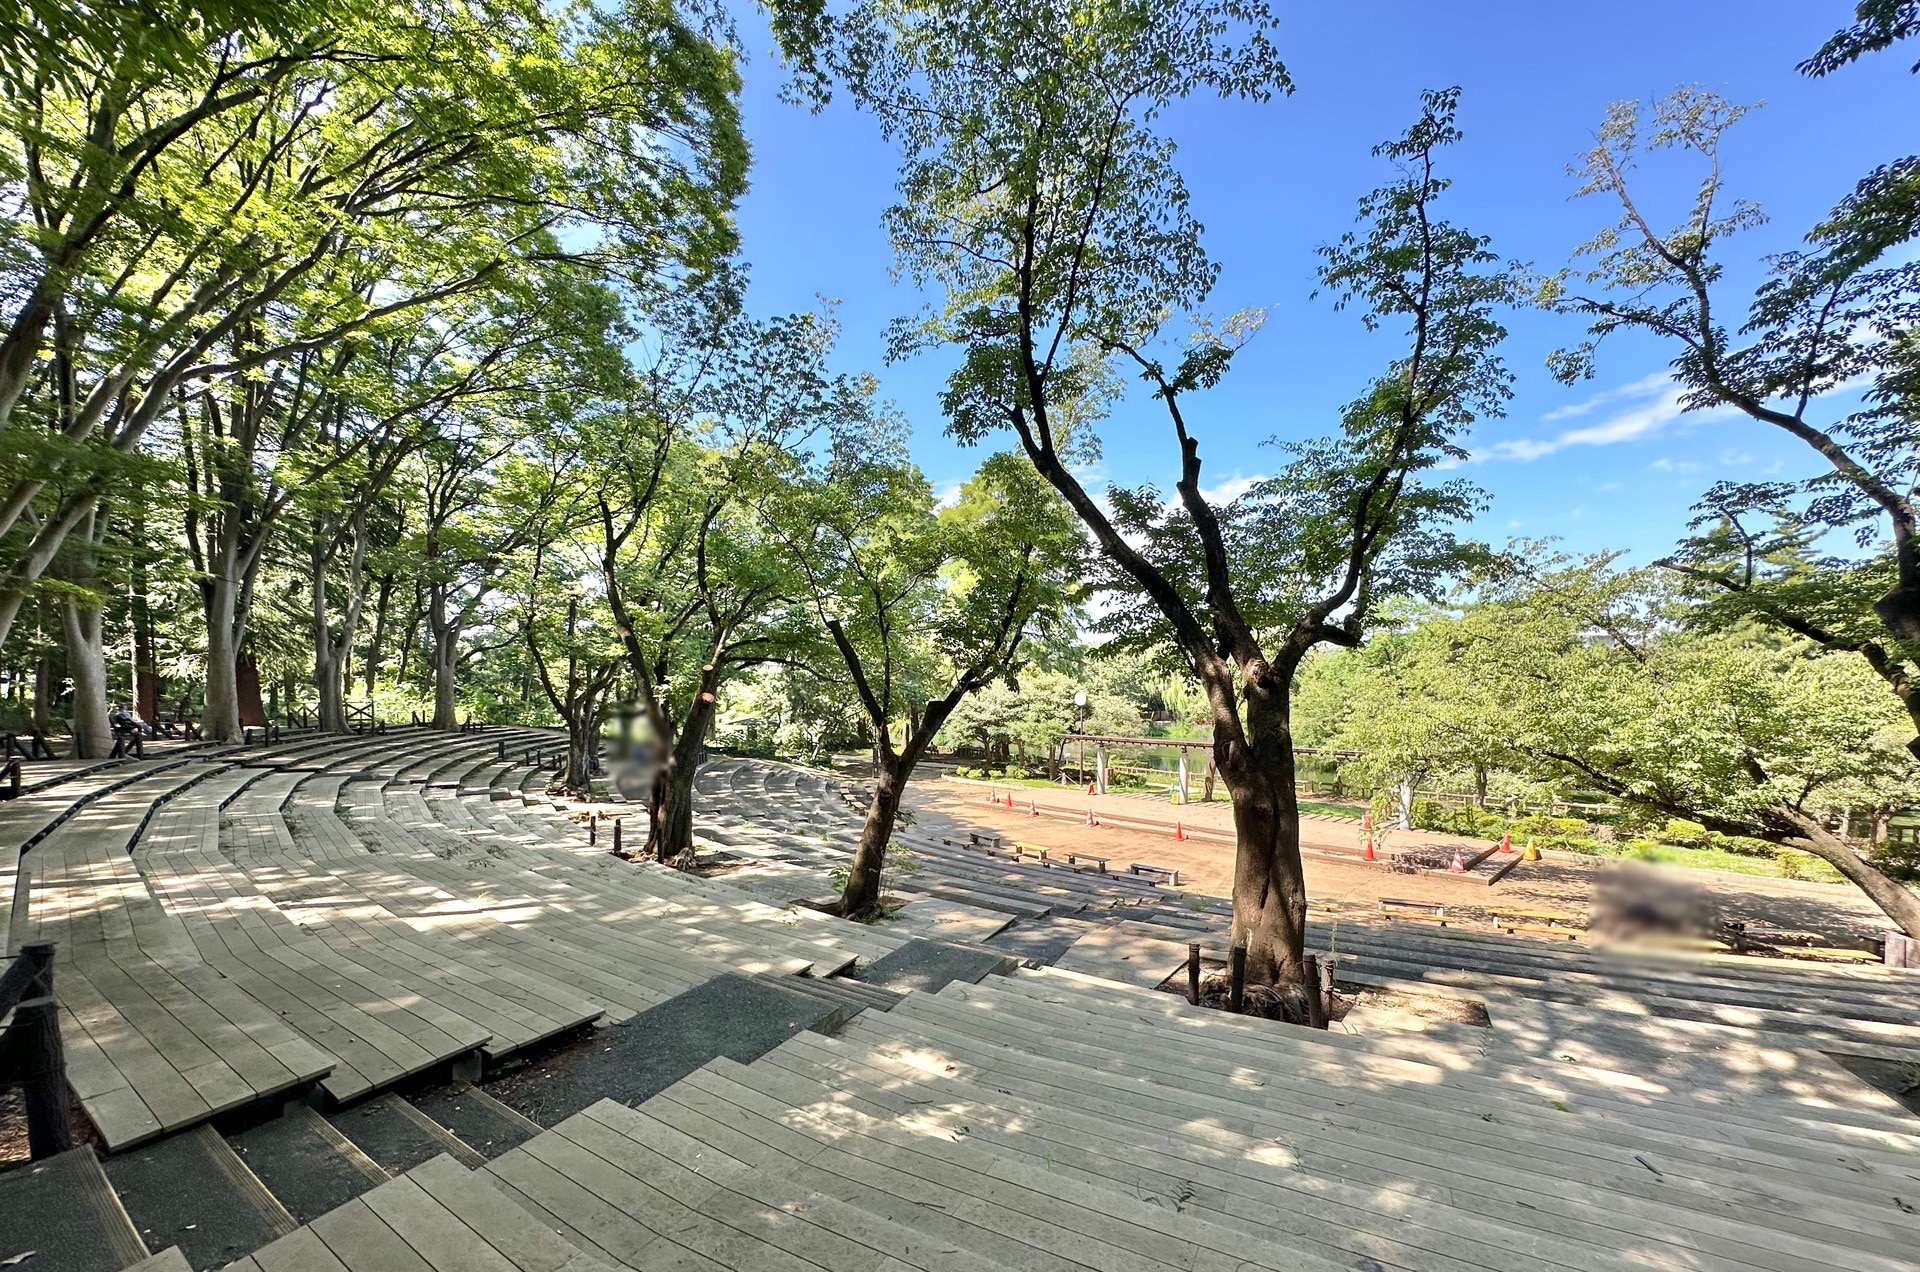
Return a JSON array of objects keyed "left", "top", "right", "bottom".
[
  {"left": 14, "top": 996, "right": 73, "bottom": 1157},
  {"left": 612, "top": 818, "right": 623, "bottom": 856},
  {"left": 1228, "top": 943, "right": 1246, "bottom": 1014},
  {"left": 1318, "top": 956, "right": 1337, "bottom": 1024},
  {"left": 497, "top": 739, "right": 507, "bottom": 760},
  {"left": 1175, "top": 750, "right": 1190, "bottom": 805},
  {"left": 590, "top": 813, "right": 598, "bottom": 846},
  {"left": 0, "top": 944, "right": 72, "bottom": 1159},
  {"left": 1302, "top": 954, "right": 1327, "bottom": 1030},
  {"left": 1187, "top": 942, "right": 1201, "bottom": 1006}
]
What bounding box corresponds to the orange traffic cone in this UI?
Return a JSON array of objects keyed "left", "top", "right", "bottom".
[
  {"left": 1498, "top": 831, "right": 1512, "bottom": 853},
  {"left": 1362, "top": 813, "right": 1376, "bottom": 861},
  {"left": 1029, "top": 798, "right": 1040, "bottom": 818},
  {"left": 1087, "top": 783, "right": 1095, "bottom": 795},
  {"left": 1174, "top": 821, "right": 1186, "bottom": 841},
  {"left": 1448, "top": 845, "right": 1467, "bottom": 872},
  {"left": 986, "top": 787, "right": 997, "bottom": 805},
  {"left": 1086, "top": 808, "right": 1100, "bottom": 827}
]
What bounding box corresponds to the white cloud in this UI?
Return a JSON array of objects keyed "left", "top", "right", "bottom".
[
  {"left": 1649, "top": 457, "right": 1703, "bottom": 474},
  {"left": 1197, "top": 473, "right": 1264, "bottom": 506},
  {"left": 931, "top": 480, "right": 964, "bottom": 509},
  {"left": 1476, "top": 375, "right": 1737, "bottom": 463},
  {"left": 1540, "top": 371, "right": 1671, "bottom": 422}
]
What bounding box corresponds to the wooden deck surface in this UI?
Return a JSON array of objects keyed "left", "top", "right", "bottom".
[{"left": 6, "top": 744, "right": 1917, "bottom": 1272}]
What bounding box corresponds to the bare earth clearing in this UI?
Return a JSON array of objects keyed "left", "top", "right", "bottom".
[{"left": 905, "top": 776, "right": 1894, "bottom": 943}]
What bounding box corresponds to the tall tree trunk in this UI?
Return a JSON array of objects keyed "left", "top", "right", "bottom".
[
  {"left": 647, "top": 695, "right": 716, "bottom": 864},
  {"left": 426, "top": 580, "right": 460, "bottom": 729},
  {"left": 312, "top": 519, "right": 371, "bottom": 734},
  {"left": 203, "top": 570, "right": 243, "bottom": 742},
  {"left": 61, "top": 597, "right": 112, "bottom": 761},
  {"left": 237, "top": 650, "right": 266, "bottom": 727},
  {"left": 131, "top": 579, "right": 158, "bottom": 724},
  {"left": 431, "top": 637, "right": 459, "bottom": 729},
  {"left": 58, "top": 512, "right": 114, "bottom": 758},
  {"left": 62, "top": 601, "right": 111, "bottom": 759},
  {"left": 647, "top": 757, "right": 698, "bottom": 863},
  {"left": 316, "top": 646, "right": 347, "bottom": 732},
  {"left": 1214, "top": 675, "right": 1313, "bottom": 1013},
  {"left": 563, "top": 702, "right": 601, "bottom": 792},
  {"left": 130, "top": 506, "right": 160, "bottom": 722},
  {"left": 364, "top": 572, "right": 394, "bottom": 697},
  {"left": 838, "top": 752, "right": 904, "bottom": 919}
]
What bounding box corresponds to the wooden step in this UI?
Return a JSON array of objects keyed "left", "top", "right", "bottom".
[
  {"left": 0, "top": 1146, "right": 150, "bottom": 1272},
  {"left": 922, "top": 977, "right": 1920, "bottom": 1201},
  {"left": 228, "top": 1152, "right": 617, "bottom": 1272},
  {"left": 860, "top": 998, "right": 1910, "bottom": 1270},
  {"left": 103, "top": 1123, "right": 297, "bottom": 1270},
  {"left": 410, "top": 1081, "right": 545, "bottom": 1160},
  {"left": 328, "top": 1092, "right": 489, "bottom": 1174},
  {"left": 225, "top": 1105, "right": 390, "bottom": 1225}
]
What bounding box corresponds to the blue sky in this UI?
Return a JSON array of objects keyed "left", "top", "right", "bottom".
[{"left": 727, "top": 2, "right": 1917, "bottom": 564}]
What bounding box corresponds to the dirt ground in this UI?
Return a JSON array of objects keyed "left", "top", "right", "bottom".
[{"left": 906, "top": 777, "right": 1896, "bottom": 944}]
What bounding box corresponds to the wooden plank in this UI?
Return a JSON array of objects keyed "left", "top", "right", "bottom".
[
  {"left": 309, "top": 1197, "right": 437, "bottom": 1272},
  {"left": 876, "top": 992, "right": 1901, "bottom": 1269},
  {"left": 359, "top": 1175, "right": 519, "bottom": 1272},
  {"left": 405, "top": 1155, "right": 592, "bottom": 1272}
]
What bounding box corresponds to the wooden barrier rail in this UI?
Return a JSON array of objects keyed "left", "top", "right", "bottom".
[{"left": 0, "top": 941, "right": 74, "bottom": 1159}]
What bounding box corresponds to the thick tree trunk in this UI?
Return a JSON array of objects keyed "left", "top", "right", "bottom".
[
  {"left": 647, "top": 760, "right": 698, "bottom": 863},
  {"left": 647, "top": 698, "right": 715, "bottom": 864},
  {"left": 1214, "top": 674, "right": 1315, "bottom": 1018},
  {"left": 1775, "top": 806, "right": 1920, "bottom": 938},
  {"left": 563, "top": 707, "right": 600, "bottom": 793},
  {"left": 203, "top": 572, "right": 243, "bottom": 742},
  {"left": 316, "top": 648, "right": 347, "bottom": 732},
  {"left": 837, "top": 755, "right": 903, "bottom": 919},
  {"left": 61, "top": 596, "right": 111, "bottom": 759},
  {"left": 1221, "top": 751, "right": 1310, "bottom": 981},
  {"left": 237, "top": 651, "right": 266, "bottom": 728},
  {"left": 431, "top": 638, "right": 458, "bottom": 728}
]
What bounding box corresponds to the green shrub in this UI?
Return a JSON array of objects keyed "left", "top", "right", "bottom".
[
  {"left": 1004, "top": 765, "right": 1029, "bottom": 780},
  {"left": 1775, "top": 849, "right": 1815, "bottom": 880},
  {"left": 1660, "top": 818, "right": 1710, "bottom": 848},
  {"left": 1510, "top": 814, "right": 1590, "bottom": 841}
]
